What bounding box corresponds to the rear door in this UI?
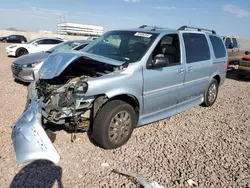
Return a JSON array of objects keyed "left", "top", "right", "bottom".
[
  {"left": 232, "top": 38, "right": 240, "bottom": 62},
  {"left": 178, "top": 32, "right": 212, "bottom": 113}
]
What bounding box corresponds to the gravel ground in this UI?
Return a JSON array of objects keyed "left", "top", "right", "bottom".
[{"left": 0, "top": 43, "right": 250, "bottom": 188}]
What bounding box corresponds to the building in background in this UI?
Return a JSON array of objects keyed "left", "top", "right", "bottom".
[{"left": 57, "top": 23, "right": 104, "bottom": 37}]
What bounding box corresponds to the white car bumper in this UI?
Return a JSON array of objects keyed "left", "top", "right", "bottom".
[{"left": 5, "top": 48, "right": 16, "bottom": 56}]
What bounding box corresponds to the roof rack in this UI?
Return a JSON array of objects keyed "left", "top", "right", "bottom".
[
  {"left": 138, "top": 25, "right": 168, "bottom": 31},
  {"left": 178, "top": 25, "right": 216, "bottom": 34}
]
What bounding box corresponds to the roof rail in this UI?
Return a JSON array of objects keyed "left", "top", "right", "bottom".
[
  {"left": 138, "top": 25, "right": 168, "bottom": 31},
  {"left": 178, "top": 25, "right": 216, "bottom": 34}
]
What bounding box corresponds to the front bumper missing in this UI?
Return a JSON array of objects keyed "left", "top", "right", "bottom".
[{"left": 11, "top": 98, "right": 60, "bottom": 164}]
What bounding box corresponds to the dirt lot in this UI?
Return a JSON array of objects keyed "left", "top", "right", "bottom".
[{"left": 0, "top": 43, "right": 250, "bottom": 188}]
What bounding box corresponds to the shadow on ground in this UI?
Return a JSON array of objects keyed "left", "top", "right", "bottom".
[
  {"left": 226, "top": 68, "right": 250, "bottom": 82},
  {"left": 10, "top": 160, "right": 63, "bottom": 188}
]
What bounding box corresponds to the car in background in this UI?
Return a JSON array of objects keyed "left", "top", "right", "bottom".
[
  {"left": 0, "top": 35, "right": 27, "bottom": 43},
  {"left": 11, "top": 40, "right": 91, "bottom": 83},
  {"left": 5, "top": 37, "right": 66, "bottom": 57},
  {"left": 222, "top": 36, "right": 250, "bottom": 65},
  {"left": 238, "top": 51, "right": 250, "bottom": 79}
]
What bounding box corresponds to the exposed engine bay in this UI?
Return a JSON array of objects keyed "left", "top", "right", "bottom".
[{"left": 36, "top": 56, "right": 123, "bottom": 131}]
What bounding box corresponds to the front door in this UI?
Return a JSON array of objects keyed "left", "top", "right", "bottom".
[
  {"left": 142, "top": 33, "right": 185, "bottom": 123},
  {"left": 178, "top": 32, "right": 212, "bottom": 113}
]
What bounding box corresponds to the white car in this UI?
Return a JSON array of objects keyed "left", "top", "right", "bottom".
[{"left": 5, "top": 37, "right": 66, "bottom": 57}]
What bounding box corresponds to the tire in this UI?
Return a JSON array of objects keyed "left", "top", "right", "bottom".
[
  {"left": 201, "top": 79, "right": 219, "bottom": 107},
  {"left": 2, "top": 39, "right": 7, "bottom": 43},
  {"left": 16, "top": 48, "right": 28, "bottom": 57},
  {"left": 91, "top": 100, "right": 136, "bottom": 149}
]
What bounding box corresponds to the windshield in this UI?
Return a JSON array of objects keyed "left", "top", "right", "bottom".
[
  {"left": 81, "top": 31, "right": 158, "bottom": 63},
  {"left": 46, "top": 41, "right": 82, "bottom": 53},
  {"left": 26, "top": 38, "right": 39, "bottom": 44}
]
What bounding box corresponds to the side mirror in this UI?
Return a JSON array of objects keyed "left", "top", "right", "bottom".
[
  {"left": 245, "top": 51, "right": 249, "bottom": 55},
  {"left": 148, "top": 56, "right": 169, "bottom": 69},
  {"left": 228, "top": 42, "right": 233, "bottom": 49},
  {"left": 33, "top": 42, "right": 38, "bottom": 46}
]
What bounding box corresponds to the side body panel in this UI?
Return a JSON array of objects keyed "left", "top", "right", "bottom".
[{"left": 177, "top": 32, "right": 212, "bottom": 113}]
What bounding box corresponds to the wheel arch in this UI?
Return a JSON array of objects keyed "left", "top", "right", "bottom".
[
  {"left": 212, "top": 74, "right": 221, "bottom": 85},
  {"left": 15, "top": 47, "right": 28, "bottom": 56},
  {"left": 92, "top": 93, "right": 141, "bottom": 126}
]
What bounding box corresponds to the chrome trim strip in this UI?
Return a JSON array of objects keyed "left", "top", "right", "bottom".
[
  {"left": 184, "top": 76, "right": 209, "bottom": 85},
  {"left": 144, "top": 83, "right": 183, "bottom": 95},
  {"left": 143, "top": 76, "right": 209, "bottom": 95}
]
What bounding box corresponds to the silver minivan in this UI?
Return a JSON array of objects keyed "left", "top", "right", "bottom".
[{"left": 11, "top": 25, "right": 228, "bottom": 164}]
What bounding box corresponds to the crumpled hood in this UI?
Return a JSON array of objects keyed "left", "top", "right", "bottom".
[
  {"left": 39, "top": 51, "right": 125, "bottom": 79},
  {"left": 13, "top": 52, "right": 49, "bottom": 65}
]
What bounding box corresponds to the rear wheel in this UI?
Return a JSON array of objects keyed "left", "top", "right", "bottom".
[
  {"left": 201, "top": 79, "right": 218, "bottom": 107},
  {"left": 91, "top": 100, "right": 136, "bottom": 149}
]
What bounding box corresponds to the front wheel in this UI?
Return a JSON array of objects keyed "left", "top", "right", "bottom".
[
  {"left": 91, "top": 100, "right": 136, "bottom": 149},
  {"left": 16, "top": 48, "right": 28, "bottom": 57},
  {"left": 201, "top": 79, "right": 219, "bottom": 107}
]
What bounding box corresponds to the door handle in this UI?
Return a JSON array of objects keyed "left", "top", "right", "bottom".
[
  {"left": 188, "top": 66, "right": 193, "bottom": 72},
  {"left": 177, "top": 68, "right": 184, "bottom": 74}
]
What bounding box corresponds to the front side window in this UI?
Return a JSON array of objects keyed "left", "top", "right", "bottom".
[
  {"left": 49, "top": 39, "right": 63, "bottom": 44},
  {"left": 8, "top": 35, "right": 16, "bottom": 39},
  {"left": 225, "top": 38, "right": 231, "bottom": 48},
  {"left": 183, "top": 33, "right": 210, "bottom": 64},
  {"left": 209, "top": 35, "right": 226, "bottom": 59},
  {"left": 151, "top": 34, "right": 181, "bottom": 65},
  {"left": 232, "top": 38, "right": 238, "bottom": 48},
  {"left": 82, "top": 31, "right": 158, "bottom": 63},
  {"left": 37, "top": 39, "right": 47, "bottom": 45},
  {"left": 26, "top": 38, "right": 39, "bottom": 44},
  {"left": 73, "top": 43, "right": 89, "bottom": 51}
]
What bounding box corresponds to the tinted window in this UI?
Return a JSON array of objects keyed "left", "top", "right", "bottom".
[
  {"left": 232, "top": 38, "right": 238, "bottom": 48},
  {"left": 209, "top": 35, "right": 226, "bottom": 59},
  {"left": 225, "top": 38, "right": 231, "bottom": 48},
  {"left": 49, "top": 39, "right": 63, "bottom": 44},
  {"left": 183, "top": 33, "right": 210, "bottom": 63},
  {"left": 73, "top": 43, "right": 89, "bottom": 51},
  {"left": 37, "top": 39, "right": 47, "bottom": 44},
  {"left": 8, "top": 35, "right": 16, "bottom": 39}
]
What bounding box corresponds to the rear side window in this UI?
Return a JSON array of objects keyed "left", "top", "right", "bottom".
[
  {"left": 209, "top": 35, "right": 226, "bottom": 59},
  {"left": 232, "top": 38, "right": 238, "bottom": 48},
  {"left": 183, "top": 33, "right": 210, "bottom": 63}
]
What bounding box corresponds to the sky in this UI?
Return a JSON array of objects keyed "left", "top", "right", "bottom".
[{"left": 0, "top": 0, "right": 250, "bottom": 38}]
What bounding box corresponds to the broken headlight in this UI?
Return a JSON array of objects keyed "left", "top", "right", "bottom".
[{"left": 74, "top": 81, "right": 88, "bottom": 95}]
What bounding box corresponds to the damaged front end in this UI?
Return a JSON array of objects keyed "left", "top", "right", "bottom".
[
  {"left": 11, "top": 93, "right": 60, "bottom": 164},
  {"left": 11, "top": 51, "right": 127, "bottom": 164}
]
